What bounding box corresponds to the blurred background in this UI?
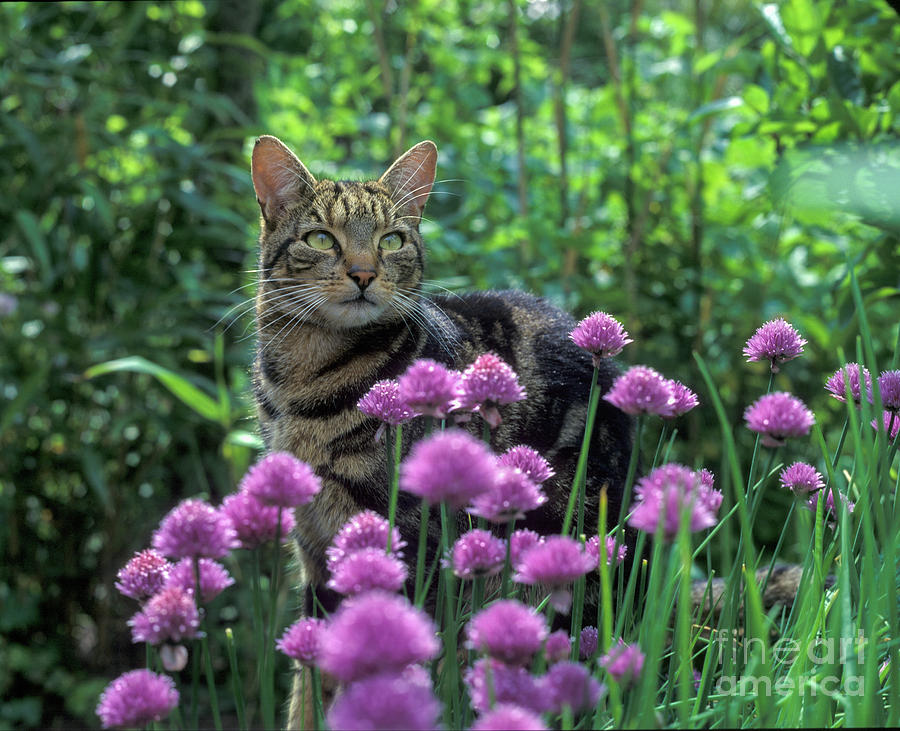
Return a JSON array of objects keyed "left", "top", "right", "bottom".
[{"left": 1, "top": 0, "right": 898, "bottom": 726}]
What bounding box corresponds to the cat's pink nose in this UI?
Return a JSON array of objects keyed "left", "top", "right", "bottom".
[{"left": 348, "top": 267, "right": 376, "bottom": 289}]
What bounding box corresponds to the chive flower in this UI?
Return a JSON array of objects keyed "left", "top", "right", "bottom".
[
  {"left": 471, "top": 704, "right": 549, "bottom": 731},
  {"left": 115, "top": 549, "right": 172, "bottom": 602},
  {"left": 541, "top": 661, "right": 604, "bottom": 713},
  {"left": 397, "top": 359, "right": 460, "bottom": 418},
  {"left": 468, "top": 467, "right": 546, "bottom": 523},
  {"left": 326, "top": 509, "right": 406, "bottom": 572},
  {"left": 804, "top": 488, "right": 855, "bottom": 522},
  {"left": 743, "top": 318, "right": 807, "bottom": 372},
  {"left": 326, "top": 667, "right": 441, "bottom": 731},
  {"left": 878, "top": 370, "right": 900, "bottom": 412},
  {"left": 276, "top": 617, "right": 327, "bottom": 667},
  {"left": 128, "top": 586, "right": 200, "bottom": 645},
  {"left": 627, "top": 463, "right": 721, "bottom": 541},
  {"left": 451, "top": 529, "right": 506, "bottom": 579},
  {"left": 327, "top": 547, "right": 408, "bottom": 596},
  {"left": 872, "top": 411, "right": 900, "bottom": 441},
  {"left": 163, "top": 558, "right": 234, "bottom": 604},
  {"left": 455, "top": 352, "right": 527, "bottom": 428},
  {"left": 357, "top": 378, "right": 419, "bottom": 424},
  {"left": 465, "top": 600, "right": 549, "bottom": 665},
  {"left": 513, "top": 535, "right": 595, "bottom": 613},
  {"left": 569, "top": 311, "right": 633, "bottom": 365},
  {"left": 151, "top": 498, "right": 238, "bottom": 560},
  {"left": 220, "top": 491, "right": 296, "bottom": 550},
  {"left": 664, "top": 380, "right": 699, "bottom": 418},
  {"left": 603, "top": 365, "right": 675, "bottom": 417},
  {"left": 465, "top": 658, "right": 548, "bottom": 714},
  {"left": 399, "top": 429, "right": 498, "bottom": 508},
  {"left": 744, "top": 392, "right": 815, "bottom": 447},
  {"left": 825, "top": 362, "right": 872, "bottom": 404},
  {"left": 96, "top": 669, "right": 179, "bottom": 729},
  {"left": 585, "top": 535, "right": 627, "bottom": 566},
  {"left": 497, "top": 445, "right": 555, "bottom": 484},
  {"left": 599, "top": 639, "right": 645, "bottom": 685},
  {"left": 240, "top": 452, "right": 321, "bottom": 508},
  {"left": 318, "top": 591, "right": 439, "bottom": 682},
  {"left": 778, "top": 462, "right": 825, "bottom": 495},
  {"left": 579, "top": 626, "right": 599, "bottom": 659},
  {"left": 544, "top": 630, "right": 571, "bottom": 664},
  {"left": 509, "top": 529, "right": 543, "bottom": 570}
]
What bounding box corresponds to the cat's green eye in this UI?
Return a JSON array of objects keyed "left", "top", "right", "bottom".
[
  {"left": 305, "top": 230, "right": 336, "bottom": 250},
  {"left": 379, "top": 232, "right": 403, "bottom": 251}
]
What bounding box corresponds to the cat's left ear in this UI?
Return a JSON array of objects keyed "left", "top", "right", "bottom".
[{"left": 379, "top": 141, "right": 438, "bottom": 219}]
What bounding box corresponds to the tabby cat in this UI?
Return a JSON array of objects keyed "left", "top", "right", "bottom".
[{"left": 249, "top": 135, "right": 634, "bottom": 721}]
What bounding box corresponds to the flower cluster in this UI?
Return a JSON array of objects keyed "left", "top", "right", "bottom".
[
  {"left": 569, "top": 311, "right": 632, "bottom": 364},
  {"left": 744, "top": 392, "right": 815, "bottom": 447},
  {"left": 743, "top": 318, "right": 807, "bottom": 372},
  {"left": 455, "top": 352, "right": 527, "bottom": 428},
  {"left": 628, "top": 463, "right": 722, "bottom": 541},
  {"left": 513, "top": 535, "right": 595, "bottom": 612},
  {"left": 451, "top": 529, "right": 506, "bottom": 579},
  {"left": 96, "top": 670, "right": 179, "bottom": 729},
  {"left": 599, "top": 639, "right": 645, "bottom": 685}
]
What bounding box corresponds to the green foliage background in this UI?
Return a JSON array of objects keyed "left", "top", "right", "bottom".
[{"left": 1, "top": 0, "right": 898, "bottom": 726}]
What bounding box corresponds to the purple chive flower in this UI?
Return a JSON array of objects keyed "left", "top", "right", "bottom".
[
  {"left": 151, "top": 498, "right": 238, "bottom": 560},
  {"left": 804, "top": 488, "right": 855, "bottom": 521},
  {"left": 744, "top": 392, "right": 815, "bottom": 447},
  {"left": 603, "top": 365, "right": 675, "bottom": 417},
  {"left": 498, "top": 446, "right": 555, "bottom": 484},
  {"left": 276, "top": 617, "right": 327, "bottom": 667},
  {"left": 510, "top": 529, "right": 543, "bottom": 570},
  {"left": 465, "top": 600, "right": 549, "bottom": 665},
  {"left": 878, "top": 370, "right": 900, "bottom": 412},
  {"left": 699, "top": 468, "right": 715, "bottom": 489},
  {"left": 513, "top": 535, "right": 595, "bottom": 613},
  {"left": 115, "top": 549, "right": 172, "bottom": 602},
  {"left": 665, "top": 380, "right": 700, "bottom": 418},
  {"left": 451, "top": 529, "right": 506, "bottom": 579},
  {"left": 96, "top": 669, "right": 179, "bottom": 729},
  {"left": 240, "top": 452, "right": 321, "bottom": 508},
  {"left": 471, "top": 704, "right": 549, "bottom": 731},
  {"left": 825, "top": 362, "right": 873, "bottom": 404},
  {"left": 358, "top": 379, "right": 419, "bottom": 424},
  {"left": 326, "top": 510, "right": 406, "bottom": 572},
  {"left": 569, "top": 311, "right": 633, "bottom": 365},
  {"left": 326, "top": 667, "right": 441, "bottom": 731},
  {"left": 397, "top": 359, "right": 460, "bottom": 418},
  {"left": 220, "top": 491, "right": 296, "bottom": 550},
  {"left": 585, "top": 535, "right": 627, "bottom": 567},
  {"left": 465, "top": 658, "right": 548, "bottom": 714},
  {"left": 327, "top": 547, "right": 408, "bottom": 596},
  {"left": 628, "top": 463, "right": 720, "bottom": 541},
  {"left": 779, "top": 462, "right": 825, "bottom": 495},
  {"left": 544, "top": 630, "right": 571, "bottom": 664},
  {"left": 468, "top": 468, "right": 547, "bottom": 523},
  {"left": 872, "top": 411, "right": 900, "bottom": 441},
  {"left": 599, "top": 639, "right": 645, "bottom": 684},
  {"left": 541, "top": 661, "right": 604, "bottom": 713},
  {"left": 128, "top": 586, "right": 200, "bottom": 644},
  {"left": 455, "top": 353, "right": 526, "bottom": 428},
  {"left": 743, "top": 318, "right": 807, "bottom": 372},
  {"left": 579, "top": 626, "right": 599, "bottom": 659},
  {"left": 318, "top": 591, "right": 439, "bottom": 683},
  {"left": 399, "top": 429, "right": 498, "bottom": 508},
  {"left": 163, "top": 558, "right": 234, "bottom": 604}
]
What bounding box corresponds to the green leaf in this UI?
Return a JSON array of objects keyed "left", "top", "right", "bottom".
[
  {"left": 84, "top": 356, "right": 227, "bottom": 425},
  {"left": 14, "top": 210, "right": 52, "bottom": 287},
  {"left": 688, "top": 96, "right": 744, "bottom": 122},
  {"left": 225, "top": 429, "right": 264, "bottom": 450}
]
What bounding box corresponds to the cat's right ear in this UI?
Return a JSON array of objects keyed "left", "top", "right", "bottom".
[{"left": 251, "top": 135, "right": 317, "bottom": 224}]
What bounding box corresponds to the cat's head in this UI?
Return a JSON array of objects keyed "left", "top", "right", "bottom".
[{"left": 250, "top": 135, "right": 437, "bottom": 330}]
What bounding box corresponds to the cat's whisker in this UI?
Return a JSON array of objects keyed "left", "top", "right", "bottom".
[
  {"left": 212, "top": 281, "right": 317, "bottom": 330},
  {"left": 390, "top": 290, "right": 458, "bottom": 357},
  {"left": 262, "top": 295, "right": 329, "bottom": 354}
]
